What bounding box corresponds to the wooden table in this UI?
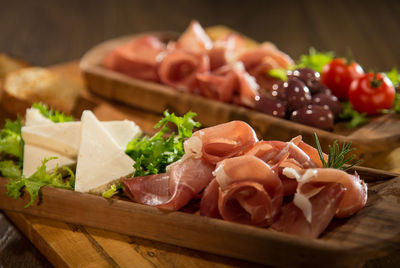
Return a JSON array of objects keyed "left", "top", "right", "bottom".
[
  {"left": 0, "top": 61, "right": 399, "bottom": 268},
  {"left": 1, "top": 1, "right": 400, "bottom": 266}
]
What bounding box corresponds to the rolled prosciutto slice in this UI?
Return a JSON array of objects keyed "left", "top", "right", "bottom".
[
  {"left": 121, "top": 157, "right": 214, "bottom": 210},
  {"left": 212, "top": 155, "right": 283, "bottom": 226},
  {"left": 238, "top": 42, "right": 294, "bottom": 71},
  {"left": 197, "top": 65, "right": 237, "bottom": 102},
  {"left": 158, "top": 49, "right": 209, "bottom": 91},
  {"left": 208, "top": 34, "right": 246, "bottom": 71},
  {"left": 271, "top": 182, "right": 345, "bottom": 238},
  {"left": 290, "top": 168, "right": 368, "bottom": 221},
  {"left": 176, "top": 20, "right": 212, "bottom": 53},
  {"left": 103, "top": 35, "right": 166, "bottom": 81},
  {"left": 184, "top": 120, "right": 258, "bottom": 165}
]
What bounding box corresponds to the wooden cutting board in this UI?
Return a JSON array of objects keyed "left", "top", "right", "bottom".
[{"left": 1, "top": 61, "right": 400, "bottom": 268}]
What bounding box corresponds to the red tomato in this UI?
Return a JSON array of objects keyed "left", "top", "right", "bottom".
[
  {"left": 321, "top": 58, "right": 364, "bottom": 100},
  {"left": 348, "top": 73, "right": 395, "bottom": 115}
]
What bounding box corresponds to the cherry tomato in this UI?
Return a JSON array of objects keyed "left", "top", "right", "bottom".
[
  {"left": 321, "top": 58, "right": 364, "bottom": 100},
  {"left": 348, "top": 73, "right": 395, "bottom": 115}
]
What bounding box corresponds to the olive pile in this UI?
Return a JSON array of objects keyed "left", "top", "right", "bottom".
[{"left": 255, "top": 68, "right": 341, "bottom": 130}]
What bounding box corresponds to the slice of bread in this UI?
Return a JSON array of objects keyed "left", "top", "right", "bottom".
[
  {"left": 2, "top": 67, "right": 82, "bottom": 115},
  {"left": 0, "top": 54, "right": 28, "bottom": 81}
]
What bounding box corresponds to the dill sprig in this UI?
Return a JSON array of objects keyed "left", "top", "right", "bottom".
[{"left": 314, "top": 133, "right": 361, "bottom": 170}]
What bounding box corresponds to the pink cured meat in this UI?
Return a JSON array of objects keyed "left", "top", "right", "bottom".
[
  {"left": 158, "top": 49, "right": 209, "bottom": 92},
  {"left": 271, "top": 183, "right": 345, "bottom": 238},
  {"left": 184, "top": 120, "right": 258, "bottom": 165},
  {"left": 103, "top": 35, "right": 166, "bottom": 81},
  {"left": 121, "top": 157, "right": 215, "bottom": 211},
  {"left": 214, "top": 155, "right": 283, "bottom": 226},
  {"left": 296, "top": 168, "right": 368, "bottom": 218},
  {"left": 238, "top": 42, "right": 294, "bottom": 71},
  {"left": 207, "top": 34, "right": 246, "bottom": 71},
  {"left": 197, "top": 62, "right": 260, "bottom": 106},
  {"left": 231, "top": 62, "right": 260, "bottom": 107},
  {"left": 175, "top": 20, "right": 212, "bottom": 53},
  {"left": 196, "top": 67, "right": 237, "bottom": 102}
]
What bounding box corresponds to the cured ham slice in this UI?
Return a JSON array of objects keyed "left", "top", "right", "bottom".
[
  {"left": 293, "top": 168, "right": 367, "bottom": 219},
  {"left": 122, "top": 157, "right": 214, "bottom": 210},
  {"left": 103, "top": 35, "right": 166, "bottom": 81},
  {"left": 197, "top": 62, "right": 260, "bottom": 107},
  {"left": 197, "top": 67, "right": 237, "bottom": 102},
  {"left": 231, "top": 62, "right": 260, "bottom": 107},
  {"left": 271, "top": 183, "right": 345, "bottom": 238},
  {"left": 184, "top": 120, "right": 258, "bottom": 165},
  {"left": 238, "top": 42, "right": 294, "bottom": 71},
  {"left": 176, "top": 20, "right": 212, "bottom": 53},
  {"left": 207, "top": 34, "right": 246, "bottom": 71},
  {"left": 199, "top": 178, "right": 221, "bottom": 218},
  {"left": 213, "top": 155, "right": 283, "bottom": 226},
  {"left": 158, "top": 49, "right": 209, "bottom": 91}
]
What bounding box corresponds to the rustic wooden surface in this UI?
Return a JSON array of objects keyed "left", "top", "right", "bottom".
[
  {"left": 0, "top": 62, "right": 399, "bottom": 267},
  {"left": 80, "top": 26, "right": 400, "bottom": 168},
  {"left": 0, "top": 1, "right": 399, "bottom": 266},
  {"left": 0, "top": 170, "right": 399, "bottom": 267}
]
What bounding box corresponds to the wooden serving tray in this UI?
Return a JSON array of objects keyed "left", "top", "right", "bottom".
[
  {"left": 1, "top": 166, "right": 400, "bottom": 267},
  {"left": 80, "top": 26, "right": 400, "bottom": 166}
]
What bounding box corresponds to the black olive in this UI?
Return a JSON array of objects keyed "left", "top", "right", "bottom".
[
  {"left": 312, "top": 93, "right": 342, "bottom": 118},
  {"left": 288, "top": 68, "right": 321, "bottom": 93},
  {"left": 283, "top": 77, "right": 312, "bottom": 111},
  {"left": 290, "top": 104, "right": 334, "bottom": 130},
  {"left": 255, "top": 95, "right": 286, "bottom": 118}
]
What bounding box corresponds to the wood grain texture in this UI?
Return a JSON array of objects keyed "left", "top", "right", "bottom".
[
  {"left": 1, "top": 62, "right": 400, "bottom": 267},
  {"left": 0, "top": 168, "right": 400, "bottom": 267},
  {"left": 80, "top": 26, "right": 400, "bottom": 167}
]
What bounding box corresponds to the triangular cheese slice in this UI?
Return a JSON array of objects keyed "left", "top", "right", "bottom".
[
  {"left": 25, "top": 108, "right": 53, "bottom": 126},
  {"left": 22, "top": 122, "right": 81, "bottom": 158},
  {"left": 22, "top": 144, "right": 75, "bottom": 177},
  {"left": 74, "top": 111, "right": 135, "bottom": 193}
]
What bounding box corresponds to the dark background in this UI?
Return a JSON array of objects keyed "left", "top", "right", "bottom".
[
  {"left": 0, "top": 0, "right": 399, "bottom": 267},
  {"left": 0, "top": 0, "right": 399, "bottom": 70}
]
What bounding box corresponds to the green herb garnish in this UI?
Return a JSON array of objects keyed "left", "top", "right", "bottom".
[
  {"left": 267, "top": 68, "right": 288, "bottom": 81},
  {"left": 126, "top": 110, "right": 200, "bottom": 177},
  {"left": 386, "top": 68, "right": 400, "bottom": 88},
  {"left": 296, "top": 47, "right": 334, "bottom": 73},
  {"left": 314, "top": 133, "right": 361, "bottom": 171},
  {"left": 0, "top": 117, "right": 24, "bottom": 161},
  {"left": 32, "top": 103, "right": 74, "bottom": 123},
  {"left": 102, "top": 183, "right": 122, "bottom": 199},
  {"left": 339, "top": 102, "right": 369, "bottom": 128},
  {"left": 6, "top": 157, "right": 75, "bottom": 207}
]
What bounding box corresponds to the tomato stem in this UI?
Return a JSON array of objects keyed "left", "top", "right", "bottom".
[{"left": 371, "top": 73, "right": 383, "bottom": 88}]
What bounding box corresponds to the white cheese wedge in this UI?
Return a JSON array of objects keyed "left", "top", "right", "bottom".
[
  {"left": 22, "top": 122, "right": 81, "bottom": 158},
  {"left": 22, "top": 144, "right": 76, "bottom": 177},
  {"left": 103, "top": 121, "right": 142, "bottom": 149},
  {"left": 25, "top": 108, "right": 53, "bottom": 126},
  {"left": 74, "top": 110, "right": 135, "bottom": 194},
  {"left": 22, "top": 120, "right": 141, "bottom": 158}
]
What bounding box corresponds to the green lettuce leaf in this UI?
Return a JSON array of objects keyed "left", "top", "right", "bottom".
[
  {"left": 6, "top": 157, "right": 75, "bottom": 207},
  {"left": 0, "top": 117, "right": 24, "bottom": 161},
  {"left": 126, "top": 110, "right": 200, "bottom": 177},
  {"left": 296, "top": 47, "right": 334, "bottom": 73},
  {"left": 339, "top": 102, "right": 369, "bottom": 128},
  {"left": 32, "top": 103, "right": 74, "bottom": 123}
]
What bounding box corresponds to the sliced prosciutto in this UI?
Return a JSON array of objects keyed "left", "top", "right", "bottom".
[
  {"left": 184, "top": 120, "right": 258, "bottom": 165},
  {"left": 271, "top": 183, "right": 345, "bottom": 238},
  {"left": 197, "top": 62, "right": 260, "bottom": 106},
  {"left": 196, "top": 66, "right": 237, "bottom": 102},
  {"left": 175, "top": 20, "right": 212, "bottom": 53},
  {"left": 158, "top": 49, "right": 209, "bottom": 91},
  {"left": 207, "top": 34, "right": 246, "bottom": 71},
  {"left": 121, "top": 157, "right": 214, "bottom": 210},
  {"left": 211, "top": 155, "right": 283, "bottom": 226},
  {"left": 103, "top": 35, "right": 166, "bottom": 81},
  {"left": 292, "top": 168, "right": 368, "bottom": 220},
  {"left": 238, "top": 42, "right": 294, "bottom": 71}
]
